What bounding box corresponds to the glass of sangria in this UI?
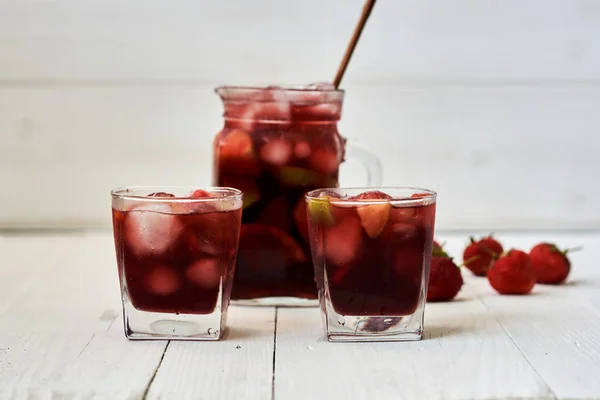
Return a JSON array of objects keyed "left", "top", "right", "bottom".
[
  {"left": 213, "top": 84, "right": 382, "bottom": 306},
  {"left": 305, "top": 187, "right": 436, "bottom": 342},
  {"left": 111, "top": 186, "right": 243, "bottom": 340}
]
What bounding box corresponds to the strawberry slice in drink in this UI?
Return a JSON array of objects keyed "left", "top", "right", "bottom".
[
  {"left": 148, "top": 192, "right": 175, "bottom": 198},
  {"left": 217, "top": 129, "right": 260, "bottom": 176},
  {"left": 350, "top": 191, "right": 392, "bottom": 239}
]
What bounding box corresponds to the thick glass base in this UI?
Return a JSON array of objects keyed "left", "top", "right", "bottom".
[
  {"left": 321, "top": 292, "right": 426, "bottom": 343},
  {"left": 231, "top": 297, "right": 318, "bottom": 307},
  {"left": 123, "top": 294, "right": 225, "bottom": 341}
]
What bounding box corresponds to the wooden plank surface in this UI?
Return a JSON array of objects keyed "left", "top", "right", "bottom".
[
  {"left": 146, "top": 307, "right": 276, "bottom": 400},
  {"left": 1, "top": 232, "right": 599, "bottom": 399},
  {"left": 448, "top": 233, "right": 600, "bottom": 400},
  {"left": 274, "top": 291, "right": 553, "bottom": 400},
  {"left": 0, "top": 232, "right": 168, "bottom": 399}
]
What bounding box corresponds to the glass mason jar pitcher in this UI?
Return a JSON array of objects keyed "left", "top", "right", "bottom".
[{"left": 213, "top": 85, "right": 382, "bottom": 306}]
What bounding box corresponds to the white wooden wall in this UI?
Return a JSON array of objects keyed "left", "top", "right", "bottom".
[{"left": 1, "top": 0, "right": 599, "bottom": 230}]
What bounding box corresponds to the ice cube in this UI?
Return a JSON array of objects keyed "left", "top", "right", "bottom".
[
  {"left": 294, "top": 141, "right": 312, "bottom": 159},
  {"left": 305, "top": 103, "right": 342, "bottom": 118},
  {"left": 184, "top": 211, "right": 236, "bottom": 256},
  {"left": 186, "top": 258, "right": 222, "bottom": 288},
  {"left": 169, "top": 189, "right": 217, "bottom": 215},
  {"left": 238, "top": 89, "right": 292, "bottom": 130},
  {"left": 391, "top": 204, "right": 435, "bottom": 228},
  {"left": 260, "top": 138, "right": 292, "bottom": 166},
  {"left": 328, "top": 199, "right": 359, "bottom": 223},
  {"left": 125, "top": 203, "right": 183, "bottom": 257},
  {"left": 389, "top": 222, "right": 419, "bottom": 241},
  {"left": 299, "top": 82, "right": 338, "bottom": 105},
  {"left": 144, "top": 265, "right": 180, "bottom": 296},
  {"left": 308, "top": 149, "right": 340, "bottom": 175},
  {"left": 304, "top": 82, "right": 336, "bottom": 91},
  {"left": 324, "top": 214, "right": 363, "bottom": 267}
]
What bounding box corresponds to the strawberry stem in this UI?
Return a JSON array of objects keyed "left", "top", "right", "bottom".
[
  {"left": 461, "top": 255, "right": 480, "bottom": 267},
  {"left": 433, "top": 248, "right": 450, "bottom": 258}
]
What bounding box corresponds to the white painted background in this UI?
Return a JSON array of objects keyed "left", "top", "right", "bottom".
[{"left": 1, "top": 0, "right": 599, "bottom": 229}]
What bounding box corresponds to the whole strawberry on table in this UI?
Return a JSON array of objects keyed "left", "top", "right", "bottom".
[{"left": 427, "top": 243, "right": 463, "bottom": 302}]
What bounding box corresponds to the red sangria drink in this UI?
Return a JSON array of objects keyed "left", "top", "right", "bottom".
[
  {"left": 213, "top": 85, "right": 381, "bottom": 306},
  {"left": 111, "top": 186, "right": 243, "bottom": 340},
  {"left": 305, "top": 187, "right": 436, "bottom": 342}
]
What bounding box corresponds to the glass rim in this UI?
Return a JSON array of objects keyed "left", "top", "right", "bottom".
[
  {"left": 215, "top": 84, "right": 345, "bottom": 96},
  {"left": 305, "top": 187, "right": 437, "bottom": 206},
  {"left": 111, "top": 186, "right": 243, "bottom": 203}
]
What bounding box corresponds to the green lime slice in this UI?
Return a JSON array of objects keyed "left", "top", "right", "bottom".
[
  {"left": 280, "top": 167, "right": 336, "bottom": 188},
  {"left": 307, "top": 197, "right": 335, "bottom": 226},
  {"left": 242, "top": 190, "right": 260, "bottom": 209}
]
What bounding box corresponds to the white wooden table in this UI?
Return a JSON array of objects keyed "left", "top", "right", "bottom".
[{"left": 1, "top": 231, "right": 599, "bottom": 400}]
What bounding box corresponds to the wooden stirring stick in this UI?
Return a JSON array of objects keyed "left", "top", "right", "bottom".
[{"left": 333, "top": 0, "right": 377, "bottom": 88}]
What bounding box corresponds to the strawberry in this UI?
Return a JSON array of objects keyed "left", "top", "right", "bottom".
[
  {"left": 529, "top": 243, "right": 579, "bottom": 284},
  {"left": 187, "top": 189, "right": 213, "bottom": 198},
  {"left": 217, "top": 129, "right": 260, "bottom": 176},
  {"left": 487, "top": 249, "right": 535, "bottom": 295},
  {"left": 426, "top": 246, "right": 463, "bottom": 302},
  {"left": 432, "top": 240, "right": 443, "bottom": 252},
  {"left": 462, "top": 235, "right": 503, "bottom": 276},
  {"left": 350, "top": 190, "right": 392, "bottom": 238},
  {"left": 148, "top": 192, "right": 175, "bottom": 198}
]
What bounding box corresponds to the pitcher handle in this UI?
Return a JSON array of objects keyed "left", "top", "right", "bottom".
[{"left": 344, "top": 140, "right": 383, "bottom": 187}]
